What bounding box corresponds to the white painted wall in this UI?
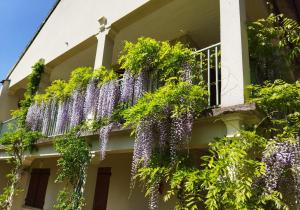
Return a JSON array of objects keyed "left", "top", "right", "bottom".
[
  {"left": 49, "top": 43, "right": 97, "bottom": 82},
  {"left": 8, "top": 0, "right": 149, "bottom": 87}
]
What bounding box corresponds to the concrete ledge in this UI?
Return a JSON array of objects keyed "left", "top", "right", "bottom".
[{"left": 210, "top": 103, "right": 259, "bottom": 116}]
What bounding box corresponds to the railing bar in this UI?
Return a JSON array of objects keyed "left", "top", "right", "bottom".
[
  {"left": 1, "top": 118, "right": 17, "bottom": 124},
  {"left": 49, "top": 102, "right": 56, "bottom": 136},
  {"left": 215, "top": 46, "right": 219, "bottom": 105},
  {"left": 207, "top": 49, "right": 211, "bottom": 107},
  {"left": 51, "top": 104, "right": 57, "bottom": 136},
  {"left": 194, "top": 42, "right": 221, "bottom": 53},
  {"left": 48, "top": 103, "right": 53, "bottom": 136}
]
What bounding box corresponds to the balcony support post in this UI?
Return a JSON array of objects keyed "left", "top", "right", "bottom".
[
  {"left": 221, "top": 114, "right": 244, "bottom": 137},
  {"left": 94, "top": 17, "right": 116, "bottom": 69},
  {"left": 220, "top": 0, "right": 251, "bottom": 107}
]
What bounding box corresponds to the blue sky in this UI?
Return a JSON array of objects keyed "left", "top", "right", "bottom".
[{"left": 0, "top": 0, "right": 57, "bottom": 81}]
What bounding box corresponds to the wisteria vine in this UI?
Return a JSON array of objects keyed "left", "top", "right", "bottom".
[{"left": 24, "top": 38, "right": 207, "bottom": 210}]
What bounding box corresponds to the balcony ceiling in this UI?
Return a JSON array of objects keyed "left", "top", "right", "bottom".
[
  {"left": 112, "top": 0, "right": 220, "bottom": 63},
  {"left": 112, "top": 0, "right": 268, "bottom": 64}
]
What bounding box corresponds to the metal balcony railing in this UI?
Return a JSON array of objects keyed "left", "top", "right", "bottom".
[
  {"left": 0, "top": 118, "right": 18, "bottom": 137},
  {"left": 194, "top": 42, "right": 221, "bottom": 107}
]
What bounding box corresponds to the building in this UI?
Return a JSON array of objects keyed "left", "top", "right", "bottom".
[{"left": 0, "top": 0, "right": 275, "bottom": 209}]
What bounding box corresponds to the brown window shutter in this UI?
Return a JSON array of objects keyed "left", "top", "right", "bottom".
[
  {"left": 93, "top": 167, "right": 112, "bottom": 210},
  {"left": 25, "top": 168, "right": 50, "bottom": 209},
  {"left": 25, "top": 172, "right": 40, "bottom": 206}
]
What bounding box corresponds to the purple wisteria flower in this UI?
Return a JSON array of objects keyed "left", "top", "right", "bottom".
[
  {"left": 55, "top": 99, "right": 71, "bottom": 135},
  {"left": 84, "top": 78, "right": 99, "bottom": 120},
  {"left": 70, "top": 89, "right": 85, "bottom": 128},
  {"left": 263, "top": 140, "right": 300, "bottom": 197},
  {"left": 120, "top": 70, "right": 135, "bottom": 105}
]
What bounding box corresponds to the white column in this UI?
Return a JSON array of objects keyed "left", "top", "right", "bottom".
[
  {"left": 94, "top": 32, "right": 115, "bottom": 69},
  {"left": 94, "top": 17, "right": 116, "bottom": 69},
  {"left": 220, "top": 0, "right": 250, "bottom": 107}
]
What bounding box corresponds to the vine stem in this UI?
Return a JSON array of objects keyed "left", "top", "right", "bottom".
[
  {"left": 71, "top": 163, "right": 88, "bottom": 210},
  {"left": 6, "top": 167, "right": 22, "bottom": 210}
]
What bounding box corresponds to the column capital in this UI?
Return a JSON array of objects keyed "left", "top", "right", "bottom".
[{"left": 95, "top": 26, "right": 118, "bottom": 41}]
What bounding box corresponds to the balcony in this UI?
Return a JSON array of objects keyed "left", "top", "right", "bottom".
[
  {"left": 0, "top": 43, "right": 221, "bottom": 139},
  {"left": 46, "top": 43, "right": 221, "bottom": 137}
]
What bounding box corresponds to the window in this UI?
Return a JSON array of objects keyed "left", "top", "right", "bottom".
[
  {"left": 25, "top": 168, "right": 50, "bottom": 209},
  {"left": 93, "top": 167, "right": 112, "bottom": 210}
]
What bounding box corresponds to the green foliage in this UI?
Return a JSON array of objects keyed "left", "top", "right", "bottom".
[
  {"left": 0, "top": 128, "right": 41, "bottom": 156},
  {"left": 119, "top": 37, "right": 161, "bottom": 75},
  {"left": 158, "top": 42, "right": 196, "bottom": 81},
  {"left": 53, "top": 189, "right": 85, "bottom": 210},
  {"left": 93, "top": 66, "right": 118, "bottom": 86},
  {"left": 137, "top": 154, "right": 201, "bottom": 210},
  {"left": 200, "top": 131, "right": 285, "bottom": 210},
  {"left": 248, "top": 14, "right": 300, "bottom": 83},
  {"left": 54, "top": 131, "right": 91, "bottom": 185},
  {"left": 33, "top": 66, "right": 118, "bottom": 104},
  {"left": 136, "top": 132, "right": 288, "bottom": 210},
  {"left": 54, "top": 130, "right": 91, "bottom": 209},
  {"left": 122, "top": 81, "right": 208, "bottom": 130},
  {"left": 249, "top": 80, "right": 300, "bottom": 138},
  {"left": 67, "top": 67, "right": 94, "bottom": 92},
  {"left": 22, "top": 59, "right": 45, "bottom": 103},
  {"left": 118, "top": 37, "right": 197, "bottom": 83},
  {"left": 34, "top": 80, "right": 69, "bottom": 103}
]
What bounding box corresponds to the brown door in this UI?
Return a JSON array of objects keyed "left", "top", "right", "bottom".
[
  {"left": 25, "top": 168, "right": 50, "bottom": 209},
  {"left": 93, "top": 167, "right": 112, "bottom": 210}
]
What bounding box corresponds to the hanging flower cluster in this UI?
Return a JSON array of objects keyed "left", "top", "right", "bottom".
[
  {"left": 25, "top": 67, "right": 120, "bottom": 137},
  {"left": 263, "top": 140, "right": 300, "bottom": 195}
]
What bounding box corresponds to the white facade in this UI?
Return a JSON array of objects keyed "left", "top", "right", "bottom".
[{"left": 0, "top": 0, "right": 269, "bottom": 209}]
